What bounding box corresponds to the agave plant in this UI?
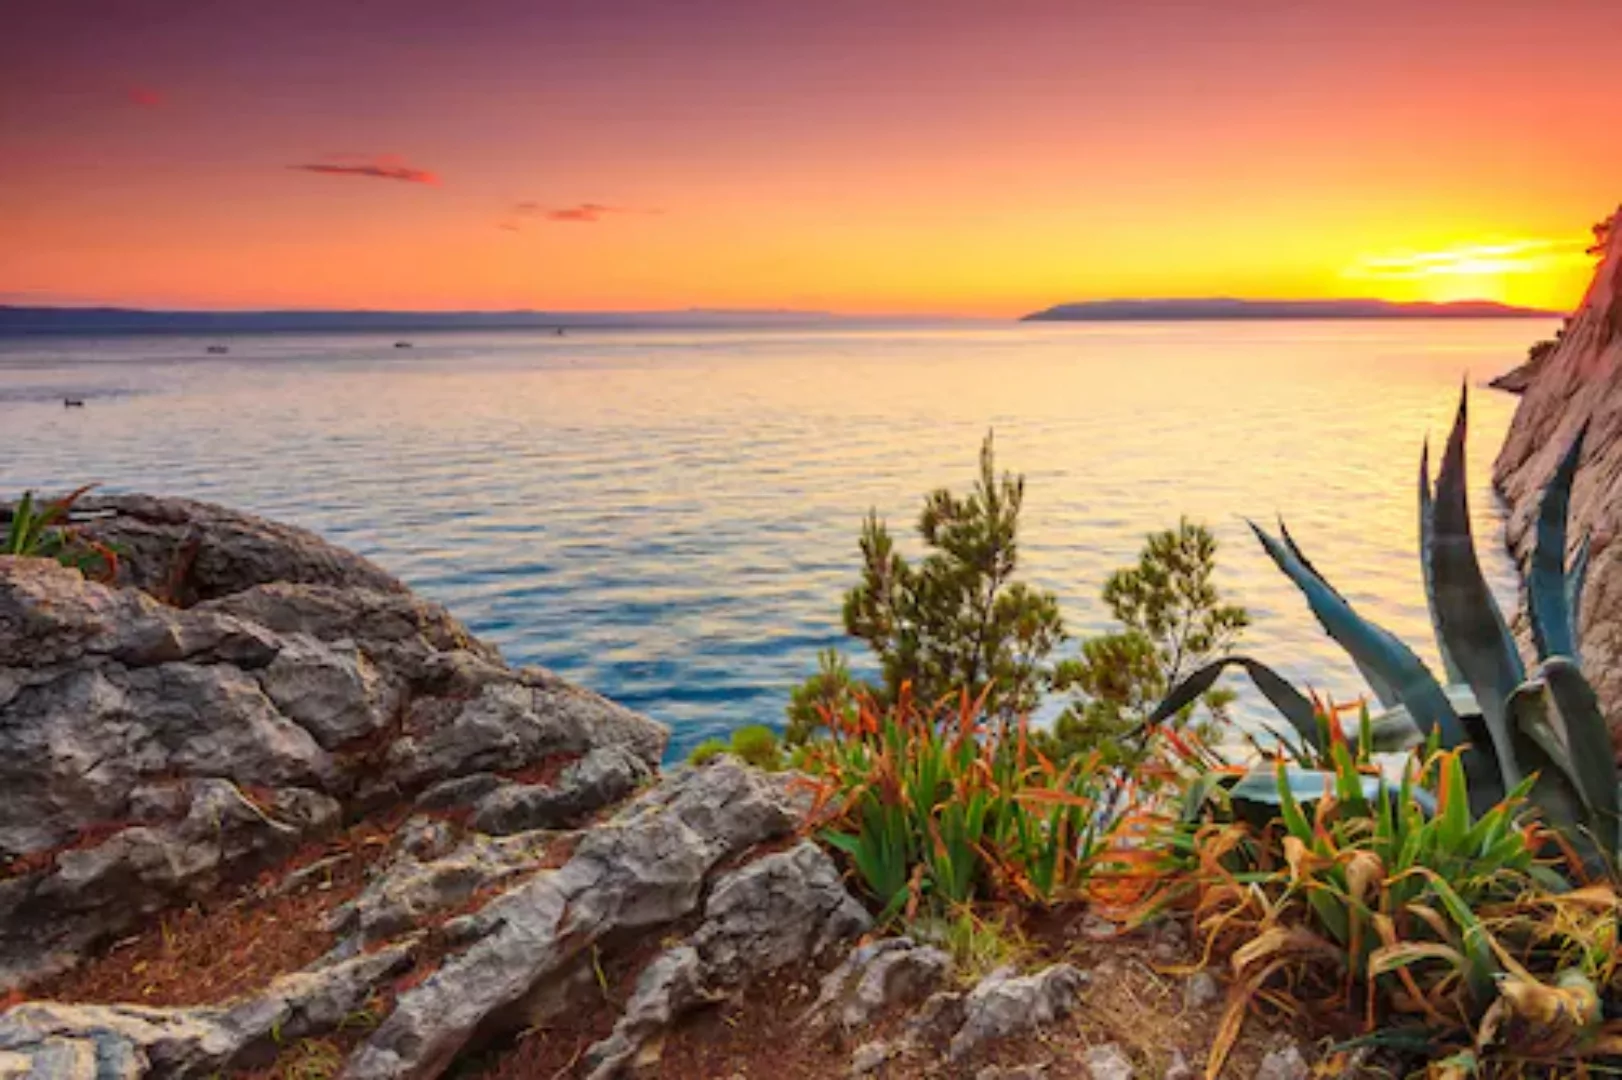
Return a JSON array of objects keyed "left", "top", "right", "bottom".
[{"left": 1151, "top": 388, "right": 1617, "bottom": 863}]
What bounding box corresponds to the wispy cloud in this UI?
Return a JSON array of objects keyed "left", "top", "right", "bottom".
[
  {"left": 127, "top": 86, "right": 166, "bottom": 108},
  {"left": 1344, "top": 238, "right": 1591, "bottom": 280},
  {"left": 502, "top": 201, "right": 656, "bottom": 229},
  {"left": 289, "top": 154, "right": 440, "bottom": 185}
]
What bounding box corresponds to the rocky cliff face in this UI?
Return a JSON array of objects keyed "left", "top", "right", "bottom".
[
  {"left": 0, "top": 496, "right": 669, "bottom": 989},
  {"left": 1494, "top": 206, "right": 1622, "bottom": 749}
]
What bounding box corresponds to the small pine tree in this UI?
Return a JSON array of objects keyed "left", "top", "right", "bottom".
[
  {"left": 788, "top": 433, "right": 1065, "bottom": 741},
  {"left": 1045, "top": 519, "right": 1247, "bottom": 764}
]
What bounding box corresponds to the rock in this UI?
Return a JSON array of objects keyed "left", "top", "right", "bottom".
[
  {"left": 1254, "top": 1045, "right": 1310, "bottom": 1080},
  {"left": 342, "top": 760, "right": 803, "bottom": 1080},
  {"left": 0, "top": 496, "right": 667, "bottom": 990},
  {"left": 903, "top": 989, "right": 968, "bottom": 1050},
  {"left": 580, "top": 947, "right": 711, "bottom": 1080},
  {"left": 1083, "top": 1044, "right": 1133, "bottom": 1080},
  {"left": 1493, "top": 205, "right": 1622, "bottom": 746},
  {"left": 0, "top": 942, "right": 413, "bottom": 1078},
  {"left": 849, "top": 1040, "right": 897, "bottom": 1076},
  {"left": 1164, "top": 1050, "right": 1195, "bottom": 1080},
  {"left": 257, "top": 635, "right": 396, "bottom": 749},
  {"left": 807, "top": 937, "right": 953, "bottom": 1034},
  {"left": 582, "top": 840, "right": 870, "bottom": 1078},
  {"left": 325, "top": 831, "right": 557, "bottom": 953},
  {"left": 1184, "top": 970, "right": 1221, "bottom": 1010},
  {"left": 3, "top": 780, "right": 340, "bottom": 989},
  {"left": 469, "top": 745, "right": 652, "bottom": 834},
  {"left": 947, "top": 965, "right": 1089, "bottom": 1063},
  {"left": 71, "top": 494, "right": 408, "bottom": 604}
]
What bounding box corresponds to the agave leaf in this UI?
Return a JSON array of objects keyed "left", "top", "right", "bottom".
[
  {"left": 1425, "top": 388, "right": 1524, "bottom": 789},
  {"left": 1146, "top": 655, "right": 1319, "bottom": 748},
  {"left": 1280, "top": 519, "right": 1400, "bottom": 706},
  {"left": 1567, "top": 531, "right": 1592, "bottom": 645},
  {"left": 1363, "top": 684, "right": 1482, "bottom": 753},
  {"left": 1419, "top": 441, "right": 1465, "bottom": 684},
  {"left": 1528, "top": 423, "right": 1588, "bottom": 663},
  {"left": 1542, "top": 657, "right": 1620, "bottom": 859},
  {"left": 1505, "top": 677, "right": 1594, "bottom": 852},
  {"left": 1250, "top": 520, "right": 1467, "bottom": 749}
]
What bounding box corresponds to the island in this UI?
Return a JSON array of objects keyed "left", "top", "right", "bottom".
[{"left": 1020, "top": 297, "right": 1557, "bottom": 321}]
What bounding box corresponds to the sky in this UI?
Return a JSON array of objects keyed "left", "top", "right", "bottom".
[{"left": 1, "top": 0, "right": 1619, "bottom": 316}]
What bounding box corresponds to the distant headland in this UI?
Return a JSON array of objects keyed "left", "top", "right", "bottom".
[{"left": 1021, "top": 298, "right": 1558, "bottom": 321}]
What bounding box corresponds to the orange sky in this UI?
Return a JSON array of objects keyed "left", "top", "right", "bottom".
[{"left": 1, "top": 0, "right": 1618, "bottom": 315}]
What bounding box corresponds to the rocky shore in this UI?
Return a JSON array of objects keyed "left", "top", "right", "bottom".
[
  {"left": 1493, "top": 207, "right": 1622, "bottom": 749},
  {"left": 1, "top": 496, "right": 1299, "bottom": 1079}
]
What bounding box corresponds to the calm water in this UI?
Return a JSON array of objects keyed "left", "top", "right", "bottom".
[{"left": 0, "top": 321, "right": 1547, "bottom": 758}]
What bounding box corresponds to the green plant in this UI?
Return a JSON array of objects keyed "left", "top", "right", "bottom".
[
  {"left": 1150, "top": 388, "right": 1618, "bottom": 865},
  {"left": 687, "top": 738, "right": 730, "bottom": 767},
  {"left": 786, "top": 649, "right": 861, "bottom": 745},
  {"left": 4, "top": 486, "right": 117, "bottom": 581},
  {"left": 685, "top": 725, "right": 786, "bottom": 771},
  {"left": 802, "top": 686, "right": 1117, "bottom": 922},
  {"left": 1043, "top": 519, "right": 1248, "bottom": 765},
  {"left": 1168, "top": 738, "right": 1616, "bottom": 1075},
  {"left": 788, "top": 433, "right": 1065, "bottom": 741},
  {"left": 729, "top": 724, "right": 784, "bottom": 771}
]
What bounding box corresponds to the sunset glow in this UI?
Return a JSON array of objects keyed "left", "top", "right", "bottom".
[{"left": 2, "top": 0, "right": 1618, "bottom": 315}]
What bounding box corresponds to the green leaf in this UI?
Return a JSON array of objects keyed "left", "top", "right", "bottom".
[
  {"left": 1146, "top": 655, "right": 1318, "bottom": 748},
  {"left": 1250, "top": 519, "right": 1467, "bottom": 748},
  {"left": 1419, "top": 441, "right": 1465, "bottom": 684},
  {"left": 1543, "top": 657, "right": 1620, "bottom": 859},
  {"left": 1528, "top": 423, "right": 1588, "bottom": 663},
  {"left": 1423, "top": 387, "right": 1524, "bottom": 789}
]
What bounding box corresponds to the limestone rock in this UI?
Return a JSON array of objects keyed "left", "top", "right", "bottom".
[
  {"left": 342, "top": 760, "right": 803, "bottom": 1080},
  {"left": 1254, "top": 1045, "right": 1310, "bottom": 1080},
  {"left": 0, "top": 942, "right": 413, "bottom": 1078},
  {"left": 808, "top": 937, "right": 954, "bottom": 1034},
  {"left": 469, "top": 745, "right": 652, "bottom": 834},
  {"left": 946, "top": 965, "right": 1089, "bottom": 1063},
  {"left": 0, "top": 496, "right": 666, "bottom": 992},
  {"left": 1083, "top": 1044, "right": 1133, "bottom": 1080},
  {"left": 1493, "top": 205, "right": 1622, "bottom": 747},
  {"left": 1184, "top": 970, "right": 1221, "bottom": 1010}
]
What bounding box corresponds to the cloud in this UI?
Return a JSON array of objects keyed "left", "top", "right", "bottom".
[
  {"left": 1344, "top": 238, "right": 1591, "bottom": 280},
  {"left": 127, "top": 86, "right": 166, "bottom": 108},
  {"left": 289, "top": 155, "right": 440, "bottom": 185},
  {"left": 508, "top": 201, "right": 654, "bottom": 225}
]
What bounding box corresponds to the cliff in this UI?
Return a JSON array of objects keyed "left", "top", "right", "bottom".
[{"left": 1493, "top": 206, "right": 1622, "bottom": 749}]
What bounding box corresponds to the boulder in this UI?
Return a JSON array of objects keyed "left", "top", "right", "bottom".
[
  {"left": 807, "top": 937, "right": 953, "bottom": 1034},
  {"left": 0, "top": 496, "right": 666, "bottom": 990},
  {"left": 946, "top": 965, "right": 1089, "bottom": 1063},
  {"left": 580, "top": 841, "right": 871, "bottom": 1078},
  {"left": 342, "top": 760, "right": 804, "bottom": 1080}
]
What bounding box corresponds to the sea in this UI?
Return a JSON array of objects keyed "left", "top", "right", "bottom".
[{"left": 0, "top": 319, "right": 1550, "bottom": 758}]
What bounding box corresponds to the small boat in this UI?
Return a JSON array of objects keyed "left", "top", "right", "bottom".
[
  {"left": 394, "top": 341, "right": 413, "bottom": 349},
  {"left": 206, "top": 345, "right": 229, "bottom": 354},
  {"left": 554, "top": 327, "right": 565, "bottom": 337},
  {"left": 63, "top": 397, "right": 85, "bottom": 408}
]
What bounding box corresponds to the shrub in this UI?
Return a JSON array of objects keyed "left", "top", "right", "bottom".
[
  {"left": 728, "top": 724, "right": 784, "bottom": 771},
  {"left": 685, "top": 725, "right": 786, "bottom": 772}
]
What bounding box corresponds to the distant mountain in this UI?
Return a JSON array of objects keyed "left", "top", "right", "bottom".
[
  {"left": 0, "top": 306, "right": 858, "bottom": 335},
  {"left": 1021, "top": 298, "right": 1558, "bottom": 322}
]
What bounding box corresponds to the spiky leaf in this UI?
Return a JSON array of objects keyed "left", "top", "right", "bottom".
[
  {"left": 1528, "top": 423, "right": 1588, "bottom": 662},
  {"left": 1424, "top": 388, "right": 1524, "bottom": 788}
]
